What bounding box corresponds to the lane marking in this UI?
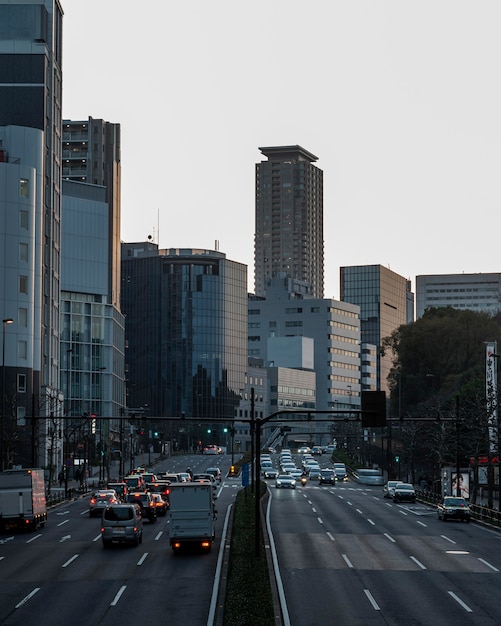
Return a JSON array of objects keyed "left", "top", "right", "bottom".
[
  {"left": 356, "top": 508, "right": 363, "bottom": 514},
  {"left": 478, "top": 558, "right": 499, "bottom": 572},
  {"left": 342, "top": 554, "right": 353, "bottom": 568},
  {"left": 137, "top": 552, "right": 148, "bottom": 566},
  {"left": 367, "top": 518, "right": 375, "bottom": 525},
  {"left": 93, "top": 534, "right": 101, "bottom": 542},
  {"left": 448, "top": 591, "right": 472, "bottom": 613},
  {"left": 364, "top": 589, "right": 380, "bottom": 611},
  {"left": 155, "top": 531, "right": 163, "bottom": 540},
  {"left": 317, "top": 517, "right": 323, "bottom": 525},
  {"left": 26, "top": 534, "right": 41, "bottom": 544},
  {"left": 326, "top": 531, "right": 335, "bottom": 541},
  {"left": 410, "top": 555, "right": 427, "bottom": 569},
  {"left": 62, "top": 554, "right": 79, "bottom": 568},
  {"left": 384, "top": 533, "right": 396, "bottom": 543},
  {"left": 441, "top": 535, "right": 456, "bottom": 544},
  {"left": 416, "top": 520, "right": 427, "bottom": 527},
  {"left": 15, "top": 587, "right": 40, "bottom": 609},
  {"left": 110, "top": 585, "right": 127, "bottom": 606}
]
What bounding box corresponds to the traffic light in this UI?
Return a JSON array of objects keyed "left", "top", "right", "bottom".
[
  {"left": 395, "top": 455, "right": 400, "bottom": 463},
  {"left": 207, "top": 428, "right": 212, "bottom": 434},
  {"left": 223, "top": 427, "right": 228, "bottom": 433},
  {"left": 229, "top": 465, "right": 236, "bottom": 476}
]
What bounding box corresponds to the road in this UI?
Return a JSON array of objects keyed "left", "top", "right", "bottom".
[
  {"left": 0, "top": 453, "right": 237, "bottom": 626},
  {"left": 269, "top": 454, "right": 501, "bottom": 625}
]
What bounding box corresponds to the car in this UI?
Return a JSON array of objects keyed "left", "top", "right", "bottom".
[
  {"left": 205, "top": 467, "right": 222, "bottom": 482},
  {"left": 288, "top": 468, "right": 303, "bottom": 481},
  {"left": 123, "top": 475, "right": 145, "bottom": 492},
  {"left": 106, "top": 482, "right": 128, "bottom": 502},
  {"left": 392, "top": 482, "right": 416, "bottom": 503},
  {"left": 383, "top": 480, "right": 402, "bottom": 499},
  {"left": 263, "top": 467, "right": 279, "bottom": 479},
  {"left": 89, "top": 490, "right": 118, "bottom": 517},
  {"left": 354, "top": 469, "right": 384, "bottom": 485},
  {"left": 101, "top": 503, "right": 143, "bottom": 547},
  {"left": 308, "top": 468, "right": 322, "bottom": 480},
  {"left": 125, "top": 492, "right": 157, "bottom": 522},
  {"left": 150, "top": 492, "right": 168, "bottom": 516},
  {"left": 177, "top": 472, "right": 191, "bottom": 482},
  {"left": 203, "top": 445, "right": 219, "bottom": 455},
  {"left": 319, "top": 469, "right": 336, "bottom": 485},
  {"left": 311, "top": 446, "right": 323, "bottom": 456},
  {"left": 437, "top": 496, "right": 471, "bottom": 522},
  {"left": 275, "top": 475, "right": 296, "bottom": 489},
  {"left": 298, "top": 446, "right": 311, "bottom": 454},
  {"left": 333, "top": 463, "right": 348, "bottom": 482}
]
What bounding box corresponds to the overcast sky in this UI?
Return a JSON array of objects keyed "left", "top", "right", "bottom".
[{"left": 62, "top": 1, "right": 501, "bottom": 299}]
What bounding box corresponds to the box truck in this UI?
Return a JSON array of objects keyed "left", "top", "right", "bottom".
[
  {"left": 168, "top": 482, "right": 216, "bottom": 552},
  {"left": 0, "top": 468, "right": 47, "bottom": 531}
]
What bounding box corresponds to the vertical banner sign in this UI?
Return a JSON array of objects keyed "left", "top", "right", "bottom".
[{"left": 486, "top": 342, "right": 498, "bottom": 453}]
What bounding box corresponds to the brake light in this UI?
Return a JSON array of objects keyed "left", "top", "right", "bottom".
[
  {"left": 90, "top": 498, "right": 96, "bottom": 504},
  {"left": 173, "top": 542, "right": 182, "bottom": 549},
  {"left": 201, "top": 541, "right": 211, "bottom": 548},
  {"left": 100, "top": 527, "right": 104, "bottom": 533}
]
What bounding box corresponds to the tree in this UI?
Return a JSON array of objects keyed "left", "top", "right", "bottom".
[{"left": 382, "top": 307, "right": 501, "bottom": 496}]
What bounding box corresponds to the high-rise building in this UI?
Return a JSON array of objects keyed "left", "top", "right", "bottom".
[
  {"left": 254, "top": 145, "right": 324, "bottom": 298},
  {"left": 0, "top": 0, "right": 64, "bottom": 468},
  {"left": 340, "top": 264, "right": 414, "bottom": 396},
  {"left": 416, "top": 273, "right": 501, "bottom": 319},
  {"left": 62, "top": 118, "right": 121, "bottom": 308},
  {"left": 121, "top": 244, "right": 247, "bottom": 447}
]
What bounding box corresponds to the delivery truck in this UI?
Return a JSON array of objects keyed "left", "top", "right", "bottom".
[
  {"left": 0, "top": 468, "right": 47, "bottom": 531},
  {"left": 168, "top": 482, "right": 216, "bottom": 552}
]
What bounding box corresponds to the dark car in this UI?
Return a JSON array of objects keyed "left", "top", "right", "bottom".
[
  {"left": 150, "top": 492, "right": 168, "bottom": 516},
  {"left": 437, "top": 496, "right": 471, "bottom": 522},
  {"left": 125, "top": 492, "right": 157, "bottom": 523},
  {"left": 101, "top": 504, "right": 143, "bottom": 547},
  {"left": 319, "top": 469, "right": 336, "bottom": 485},
  {"left": 89, "top": 490, "right": 118, "bottom": 517},
  {"left": 393, "top": 483, "right": 416, "bottom": 503}
]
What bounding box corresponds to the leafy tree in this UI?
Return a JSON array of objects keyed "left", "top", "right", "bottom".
[{"left": 382, "top": 307, "right": 501, "bottom": 499}]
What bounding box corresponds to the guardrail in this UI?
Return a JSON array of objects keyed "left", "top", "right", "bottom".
[{"left": 416, "top": 488, "right": 501, "bottom": 528}]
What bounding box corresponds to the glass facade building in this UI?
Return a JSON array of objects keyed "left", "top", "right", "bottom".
[
  {"left": 121, "top": 245, "right": 247, "bottom": 431},
  {"left": 340, "top": 264, "right": 414, "bottom": 395}
]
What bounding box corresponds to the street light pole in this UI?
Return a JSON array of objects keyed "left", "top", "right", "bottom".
[{"left": 1, "top": 318, "right": 14, "bottom": 472}]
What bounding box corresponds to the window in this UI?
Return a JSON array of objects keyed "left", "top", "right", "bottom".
[
  {"left": 19, "top": 211, "right": 29, "bottom": 229},
  {"left": 20, "top": 178, "right": 29, "bottom": 197},
  {"left": 18, "top": 340, "right": 27, "bottom": 359},
  {"left": 19, "top": 243, "right": 28, "bottom": 262},
  {"left": 17, "top": 407, "right": 26, "bottom": 426},
  {"left": 17, "top": 374, "right": 27, "bottom": 393},
  {"left": 18, "top": 308, "right": 27, "bottom": 328},
  {"left": 19, "top": 276, "right": 28, "bottom": 294}
]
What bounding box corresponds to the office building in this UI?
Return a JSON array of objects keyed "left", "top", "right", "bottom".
[
  {"left": 416, "top": 273, "right": 501, "bottom": 319},
  {"left": 248, "top": 276, "right": 360, "bottom": 413},
  {"left": 61, "top": 180, "right": 126, "bottom": 478},
  {"left": 0, "top": 0, "right": 63, "bottom": 469},
  {"left": 340, "top": 264, "right": 414, "bottom": 396},
  {"left": 121, "top": 244, "right": 247, "bottom": 447},
  {"left": 254, "top": 145, "right": 324, "bottom": 298},
  {"left": 62, "top": 118, "right": 122, "bottom": 308}
]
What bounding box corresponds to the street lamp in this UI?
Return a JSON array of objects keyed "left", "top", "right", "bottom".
[{"left": 1, "top": 318, "right": 14, "bottom": 471}]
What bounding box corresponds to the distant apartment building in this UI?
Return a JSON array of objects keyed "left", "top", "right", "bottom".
[
  {"left": 254, "top": 146, "right": 324, "bottom": 298},
  {"left": 0, "top": 0, "right": 64, "bottom": 469},
  {"left": 340, "top": 265, "right": 414, "bottom": 396},
  {"left": 121, "top": 244, "right": 247, "bottom": 449},
  {"left": 416, "top": 273, "right": 501, "bottom": 319}
]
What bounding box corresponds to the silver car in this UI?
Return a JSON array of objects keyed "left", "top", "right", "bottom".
[
  {"left": 101, "top": 503, "right": 143, "bottom": 547},
  {"left": 275, "top": 474, "right": 296, "bottom": 489}
]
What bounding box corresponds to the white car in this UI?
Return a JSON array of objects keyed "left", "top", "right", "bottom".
[{"left": 275, "top": 475, "right": 296, "bottom": 489}]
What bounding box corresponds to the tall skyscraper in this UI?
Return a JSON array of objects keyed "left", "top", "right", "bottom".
[
  {"left": 254, "top": 145, "right": 324, "bottom": 298},
  {"left": 0, "top": 0, "right": 64, "bottom": 468},
  {"left": 340, "top": 264, "right": 414, "bottom": 396}
]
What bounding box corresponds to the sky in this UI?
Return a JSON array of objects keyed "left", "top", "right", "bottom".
[{"left": 62, "top": 1, "right": 501, "bottom": 299}]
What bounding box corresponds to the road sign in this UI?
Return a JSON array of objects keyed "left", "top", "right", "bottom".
[{"left": 241, "top": 463, "right": 250, "bottom": 487}]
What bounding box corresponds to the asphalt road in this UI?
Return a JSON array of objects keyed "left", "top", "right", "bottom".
[
  {"left": 268, "top": 458, "right": 501, "bottom": 626},
  {"left": 0, "top": 453, "right": 237, "bottom": 626}
]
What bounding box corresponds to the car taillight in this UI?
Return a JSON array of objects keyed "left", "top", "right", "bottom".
[{"left": 90, "top": 498, "right": 96, "bottom": 504}]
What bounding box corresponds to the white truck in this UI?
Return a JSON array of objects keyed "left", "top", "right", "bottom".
[
  {"left": 0, "top": 468, "right": 47, "bottom": 531},
  {"left": 168, "top": 482, "right": 216, "bottom": 552}
]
